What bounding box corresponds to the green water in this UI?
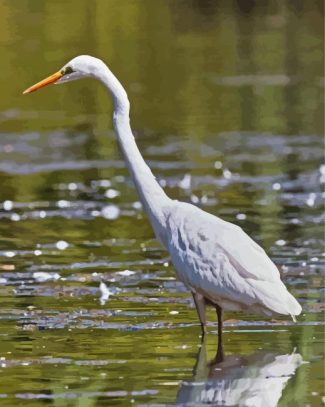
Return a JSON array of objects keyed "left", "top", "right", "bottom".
[{"left": 0, "top": 1, "right": 324, "bottom": 405}]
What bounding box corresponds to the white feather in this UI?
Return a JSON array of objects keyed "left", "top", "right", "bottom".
[{"left": 166, "top": 201, "right": 301, "bottom": 317}]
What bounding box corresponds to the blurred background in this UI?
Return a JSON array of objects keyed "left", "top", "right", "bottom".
[{"left": 0, "top": 0, "right": 324, "bottom": 405}]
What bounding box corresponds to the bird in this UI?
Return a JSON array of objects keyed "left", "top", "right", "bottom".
[{"left": 23, "top": 55, "right": 302, "bottom": 359}]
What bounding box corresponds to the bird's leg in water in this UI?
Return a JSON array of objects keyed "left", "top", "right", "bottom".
[
  {"left": 192, "top": 292, "right": 207, "bottom": 337},
  {"left": 214, "top": 304, "right": 224, "bottom": 362}
]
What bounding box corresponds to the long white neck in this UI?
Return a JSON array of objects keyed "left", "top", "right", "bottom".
[{"left": 96, "top": 64, "right": 171, "bottom": 244}]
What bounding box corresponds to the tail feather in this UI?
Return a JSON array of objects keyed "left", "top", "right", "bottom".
[
  {"left": 248, "top": 279, "right": 302, "bottom": 318},
  {"left": 286, "top": 291, "right": 302, "bottom": 317}
]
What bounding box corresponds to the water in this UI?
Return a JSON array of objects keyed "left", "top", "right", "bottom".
[{"left": 0, "top": 1, "right": 324, "bottom": 405}]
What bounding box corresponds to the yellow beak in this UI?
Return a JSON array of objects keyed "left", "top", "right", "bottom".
[{"left": 23, "top": 70, "right": 64, "bottom": 94}]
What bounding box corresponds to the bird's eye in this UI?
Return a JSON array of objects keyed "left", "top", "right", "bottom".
[{"left": 63, "top": 66, "right": 74, "bottom": 75}]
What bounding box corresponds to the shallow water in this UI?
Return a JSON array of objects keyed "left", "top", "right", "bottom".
[{"left": 0, "top": 1, "right": 324, "bottom": 406}]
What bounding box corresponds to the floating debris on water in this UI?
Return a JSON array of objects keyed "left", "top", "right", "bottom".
[
  {"left": 56, "top": 240, "right": 69, "bottom": 250},
  {"left": 272, "top": 182, "right": 281, "bottom": 191},
  {"left": 306, "top": 193, "right": 316, "bottom": 207},
  {"left": 3, "top": 251, "right": 16, "bottom": 258},
  {"left": 10, "top": 213, "right": 20, "bottom": 221},
  {"left": 33, "top": 272, "right": 61, "bottom": 282},
  {"left": 222, "top": 168, "right": 232, "bottom": 179},
  {"left": 290, "top": 218, "right": 301, "bottom": 225},
  {"left": 2, "top": 200, "right": 13, "bottom": 211},
  {"left": 101, "top": 205, "right": 120, "bottom": 220},
  {"left": 319, "top": 164, "right": 325, "bottom": 183},
  {"left": 99, "top": 282, "right": 113, "bottom": 305},
  {"left": 117, "top": 270, "right": 135, "bottom": 277},
  {"left": 105, "top": 189, "right": 120, "bottom": 199},
  {"left": 190, "top": 194, "right": 199, "bottom": 204},
  {"left": 275, "top": 239, "right": 286, "bottom": 246},
  {"left": 0, "top": 264, "right": 14, "bottom": 271},
  {"left": 214, "top": 160, "right": 223, "bottom": 169},
  {"left": 179, "top": 174, "right": 191, "bottom": 190},
  {"left": 91, "top": 179, "right": 111, "bottom": 188},
  {"left": 68, "top": 182, "right": 78, "bottom": 191},
  {"left": 57, "top": 200, "right": 70, "bottom": 208},
  {"left": 132, "top": 201, "right": 142, "bottom": 210},
  {"left": 175, "top": 344, "right": 190, "bottom": 349}
]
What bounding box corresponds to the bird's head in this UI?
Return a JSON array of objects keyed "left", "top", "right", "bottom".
[{"left": 23, "top": 55, "right": 104, "bottom": 94}]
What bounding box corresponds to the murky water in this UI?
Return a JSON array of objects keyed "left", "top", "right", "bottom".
[{"left": 0, "top": 1, "right": 324, "bottom": 405}]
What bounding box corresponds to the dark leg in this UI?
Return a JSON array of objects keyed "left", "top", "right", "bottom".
[
  {"left": 192, "top": 292, "right": 207, "bottom": 338},
  {"left": 192, "top": 335, "right": 208, "bottom": 376},
  {"left": 214, "top": 304, "right": 224, "bottom": 363}
]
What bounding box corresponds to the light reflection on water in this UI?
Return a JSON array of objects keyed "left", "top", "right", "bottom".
[
  {"left": 175, "top": 345, "right": 304, "bottom": 407},
  {"left": 0, "top": 346, "right": 305, "bottom": 405},
  {"left": 0, "top": 0, "right": 324, "bottom": 405}
]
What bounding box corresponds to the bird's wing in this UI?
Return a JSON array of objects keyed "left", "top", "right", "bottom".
[
  {"left": 166, "top": 201, "right": 301, "bottom": 316},
  {"left": 167, "top": 201, "right": 280, "bottom": 283}
]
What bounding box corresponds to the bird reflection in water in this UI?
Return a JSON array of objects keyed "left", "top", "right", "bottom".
[{"left": 175, "top": 341, "right": 303, "bottom": 406}]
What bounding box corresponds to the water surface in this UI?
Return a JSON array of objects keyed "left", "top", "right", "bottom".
[{"left": 0, "top": 1, "right": 324, "bottom": 405}]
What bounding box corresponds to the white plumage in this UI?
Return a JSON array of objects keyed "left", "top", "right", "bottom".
[
  {"left": 23, "top": 56, "right": 302, "bottom": 353},
  {"left": 166, "top": 201, "right": 301, "bottom": 319}
]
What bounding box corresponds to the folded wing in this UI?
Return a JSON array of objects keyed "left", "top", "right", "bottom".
[{"left": 166, "top": 202, "right": 301, "bottom": 317}]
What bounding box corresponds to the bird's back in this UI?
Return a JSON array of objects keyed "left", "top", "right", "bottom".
[{"left": 165, "top": 200, "right": 301, "bottom": 318}]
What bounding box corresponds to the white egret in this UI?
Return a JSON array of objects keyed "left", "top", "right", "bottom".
[{"left": 23, "top": 56, "right": 302, "bottom": 357}]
